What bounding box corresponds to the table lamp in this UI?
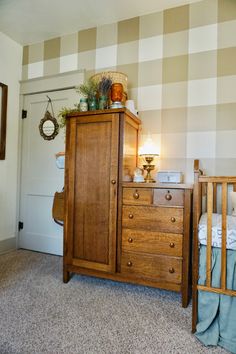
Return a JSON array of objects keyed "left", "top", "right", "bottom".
[{"left": 139, "top": 136, "right": 159, "bottom": 183}]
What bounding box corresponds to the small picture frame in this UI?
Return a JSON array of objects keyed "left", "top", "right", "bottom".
[
  {"left": 39, "top": 111, "right": 59, "bottom": 141},
  {"left": 0, "top": 82, "right": 8, "bottom": 160}
]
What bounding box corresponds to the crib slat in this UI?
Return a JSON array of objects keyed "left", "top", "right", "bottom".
[
  {"left": 221, "top": 183, "right": 227, "bottom": 290},
  {"left": 213, "top": 183, "right": 217, "bottom": 213},
  {"left": 206, "top": 182, "right": 213, "bottom": 287},
  {"left": 197, "top": 285, "right": 236, "bottom": 297}
]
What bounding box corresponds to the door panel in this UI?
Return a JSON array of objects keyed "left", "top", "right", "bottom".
[
  {"left": 19, "top": 89, "right": 79, "bottom": 255},
  {"left": 71, "top": 114, "right": 119, "bottom": 272}
]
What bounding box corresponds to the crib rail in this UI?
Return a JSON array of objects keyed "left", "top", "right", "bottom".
[{"left": 192, "top": 160, "right": 236, "bottom": 332}]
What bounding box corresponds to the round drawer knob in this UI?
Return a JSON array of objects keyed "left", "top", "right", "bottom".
[
  {"left": 169, "top": 267, "right": 175, "bottom": 274},
  {"left": 128, "top": 214, "right": 134, "bottom": 219},
  {"left": 165, "top": 192, "right": 172, "bottom": 201},
  {"left": 169, "top": 242, "right": 175, "bottom": 248},
  {"left": 171, "top": 217, "right": 176, "bottom": 223},
  {"left": 133, "top": 191, "right": 139, "bottom": 199},
  {"left": 128, "top": 237, "right": 133, "bottom": 243},
  {"left": 111, "top": 180, "right": 116, "bottom": 185},
  {"left": 127, "top": 261, "right": 132, "bottom": 267}
]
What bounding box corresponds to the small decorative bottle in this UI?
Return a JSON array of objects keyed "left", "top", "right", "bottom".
[
  {"left": 98, "top": 95, "right": 108, "bottom": 110},
  {"left": 88, "top": 96, "right": 97, "bottom": 111},
  {"left": 79, "top": 98, "right": 88, "bottom": 112}
]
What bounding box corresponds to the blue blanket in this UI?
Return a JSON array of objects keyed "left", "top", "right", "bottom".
[{"left": 195, "top": 245, "right": 236, "bottom": 353}]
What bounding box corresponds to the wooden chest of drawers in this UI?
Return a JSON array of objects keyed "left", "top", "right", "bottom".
[{"left": 121, "top": 183, "right": 192, "bottom": 307}]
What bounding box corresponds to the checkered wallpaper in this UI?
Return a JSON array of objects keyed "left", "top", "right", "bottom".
[{"left": 22, "top": 0, "right": 236, "bottom": 182}]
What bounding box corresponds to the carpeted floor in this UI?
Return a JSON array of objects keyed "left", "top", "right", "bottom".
[{"left": 0, "top": 250, "right": 228, "bottom": 354}]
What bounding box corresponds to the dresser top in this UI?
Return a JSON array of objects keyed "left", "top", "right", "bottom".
[
  {"left": 122, "top": 182, "right": 193, "bottom": 190},
  {"left": 67, "top": 107, "right": 141, "bottom": 124}
]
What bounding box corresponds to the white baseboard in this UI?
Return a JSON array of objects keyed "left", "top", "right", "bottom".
[
  {"left": 19, "top": 232, "right": 63, "bottom": 256},
  {"left": 0, "top": 237, "right": 17, "bottom": 254}
]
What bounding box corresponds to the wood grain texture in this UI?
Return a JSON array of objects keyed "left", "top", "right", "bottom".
[
  {"left": 122, "top": 205, "right": 183, "bottom": 233},
  {"left": 65, "top": 263, "right": 181, "bottom": 292},
  {"left": 181, "top": 189, "right": 192, "bottom": 308},
  {"left": 121, "top": 252, "right": 182, "bottom": 284},
  {"left": 153, "top": 188, "right": 184, "bottom": 207},
  {"left": 122, "top": 229, "right": 183, "bottom": 256},
  {"left": 67, "top": 107, "right": 141, "bottom": 125},
  {"left": 64, "top": 110, "right": 140, "bottom": 279},
  {"left": 192, "top": 159, "right": 203, "bottom": 331},
  {"left": 199, "top": 176, "right": 236, "bottom": 183},
  {"left": 121, "top": 185, "right": 192, "bottom": 307},
  {"left": 116, "top": 113, "right": 140, "bottom": 272},
  {"left": 213, "top": 183, "right": 217, "bottom": 213},
  {"left": 197, "top": 285, "right": 236, "bottom": 297},
  {"left": 123, "top": 182, "right": 193, "bottom": 189},
  {"left": 206, "top": 182, "right": 213, "bottom": 288},
  {"left": 123, "top": 188, "right": 153, "bottom": 205},
  {"left": 123, "top": 119, "right": 139, "bottom": 181},
  {"left": 192, "top": 160, "right": 236, "bottom": 332},
  {"left": 221, "top": 182, "right": 227, "bottom": 290},
  {"left": 65, "top": 113, "right": 120, "bottom": 274},
  {"left": 73, "top": 118, "right": 113, "bottom": 265}
]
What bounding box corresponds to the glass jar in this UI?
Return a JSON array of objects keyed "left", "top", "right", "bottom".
[
  {"left": 98, "top": 95, "right": 108, "bottom": 110},
  {"left": 111, "top": 83, "right": 123, "bottom": 103},
  {"left": 79, "top": 98, "right": 88, "bottom": 112},
  {"left": 88, "top": 97, "right": 97, "bottom": 111}
]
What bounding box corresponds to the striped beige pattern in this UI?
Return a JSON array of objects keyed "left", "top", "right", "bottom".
[{"left": 22, "top": 0, "right": 236, "bottom": 182}]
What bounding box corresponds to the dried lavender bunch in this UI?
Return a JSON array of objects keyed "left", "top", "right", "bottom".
[{"left": 98, "top": 76, "right": 113, "bottom": 96}]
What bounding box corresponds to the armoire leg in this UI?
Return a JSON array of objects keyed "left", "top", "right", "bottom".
[{"left": 63, "top": 268, "right": 70, "bottom": 283}]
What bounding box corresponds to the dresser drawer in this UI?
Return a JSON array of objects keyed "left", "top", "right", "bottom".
[
  {"left": 122, "top": 229, "right": 183, "bottom": 257},
  {"left": 121, "top": 252, "right": 182, "bottom": 284},
  {"left": 122, "top": 205, "right": 183, "bottom": 233},
  {"left": 154, "top": 189, "right": 184, "bottom": 207},
  {"left": 123, "top": 188, "right": 153, "bottom": 205}
]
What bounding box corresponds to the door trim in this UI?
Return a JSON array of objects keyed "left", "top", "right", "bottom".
[{"left": 16, "top": 70, "right": 85, "bottom": 249}]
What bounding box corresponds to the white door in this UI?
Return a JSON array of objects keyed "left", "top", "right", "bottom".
[{"left": 19, "top": 89, "right": 79, "bottom": 255}]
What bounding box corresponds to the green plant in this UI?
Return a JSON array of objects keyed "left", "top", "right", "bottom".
[
  {"left": 76, "top": 77, "right": 99, "bottom": 99},
  {"left": 98, "top": 76, "right": 112, "bottom": 96},
  {"left": 58, "top": 104, "right": 80, "bottom": 129}
]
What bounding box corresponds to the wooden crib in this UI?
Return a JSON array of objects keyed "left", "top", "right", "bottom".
[{"left": 192, "top": 159, "right": 236, "bottom": 332}]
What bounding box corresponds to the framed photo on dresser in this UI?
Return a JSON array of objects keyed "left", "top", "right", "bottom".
[{"left": 0, "top": 82, "right": 8, "bottom": 160}]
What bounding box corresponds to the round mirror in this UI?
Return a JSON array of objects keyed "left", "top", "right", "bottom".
[
  {"left": 42, "top": 120, "right": 55, "bottom": 137},
  {"left": 39, "top": 111, "right": 59, "bottom": 140}
]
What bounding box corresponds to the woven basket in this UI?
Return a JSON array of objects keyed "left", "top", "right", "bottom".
[
  {"left": 91, "top": 71, "right": 128, "bottom": 104},
  {"left": 52, "top": 191, "right": 64, "bottom": 222},
  {"left": 91, "top": 71, "right": 128, "bottom": 94}
]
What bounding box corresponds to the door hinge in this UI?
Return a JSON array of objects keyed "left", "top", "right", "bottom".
[
  {"left": 18, "top": 221, "right": 24, "bottom": 231},
  {"left": 22, "top": 110, "right": 27, "bottom": 119}
]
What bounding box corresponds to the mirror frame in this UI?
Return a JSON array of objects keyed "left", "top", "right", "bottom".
[
  {"left": 39, "top": 111, "right": 59, "bottom": 140},
  {"left": 0, "top": 82, "right": 8, "bottom": 160}
]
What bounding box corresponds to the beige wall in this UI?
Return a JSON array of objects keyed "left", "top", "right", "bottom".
[
  {"left": 0, "top": 32, "right": 22, "bottom": 246},
  {"left": 22, "top": 0, "right": 236, "bottom": 182}
]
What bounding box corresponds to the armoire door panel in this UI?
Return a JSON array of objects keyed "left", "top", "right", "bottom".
[
  {"left": 72, "top": 114, "right": 119, "bottom": 272},
  {"left": 63, "top": 109, "right": 142, "bottom": 283}
]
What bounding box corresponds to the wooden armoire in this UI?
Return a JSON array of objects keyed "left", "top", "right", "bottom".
[
  {"left": 63, "top": 108, "right": 192, "bottom": 307},
  {"left": 63, "top": 108, "right": 141, "bottom": 282}
]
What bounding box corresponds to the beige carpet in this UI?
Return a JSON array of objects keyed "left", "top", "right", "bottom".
[{"left": 0, "top": 250, "right": 227, "bottom": 354}]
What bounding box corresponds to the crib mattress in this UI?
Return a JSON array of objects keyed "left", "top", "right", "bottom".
[{"left": 198, "top": 213, "right": 236, "bottom": 250}]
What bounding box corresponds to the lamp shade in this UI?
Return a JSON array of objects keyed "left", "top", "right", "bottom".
[{"left": 139, "top": 136, "right": 159, "bottom": 156}]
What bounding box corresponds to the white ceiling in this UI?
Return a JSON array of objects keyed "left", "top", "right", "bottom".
[{"left": 0, "top": 0, "right": 201, "bottom": 45}]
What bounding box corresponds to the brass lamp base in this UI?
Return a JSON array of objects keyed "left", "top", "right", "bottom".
[
  {"left": 143, "top": 164, "right": 155, "bottom": 183},
  {"left": 141, "top": 155, "right": 158, "bottom": 183}
]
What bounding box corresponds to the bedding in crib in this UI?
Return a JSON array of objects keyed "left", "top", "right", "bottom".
[
  {"left": 198, "top": 213, "right": 236, "bottom": 250},
  {"left": 195, "top": 245, "right": 236, "bottom": 354}
]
